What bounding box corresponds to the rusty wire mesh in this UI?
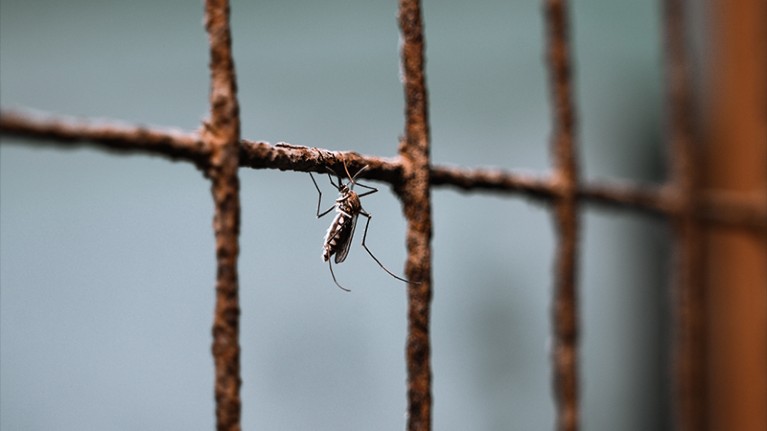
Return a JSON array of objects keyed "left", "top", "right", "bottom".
[{"left": 1, "top": 1, "right": 765, "bottom": 430}]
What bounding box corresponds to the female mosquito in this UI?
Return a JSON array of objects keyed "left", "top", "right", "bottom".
[{"left": 310, "top": 162, "right": 412, "bottom": 292}]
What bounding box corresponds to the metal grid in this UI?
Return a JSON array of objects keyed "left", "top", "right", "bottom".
[{"left": 1, "top": 1, "right": 765, "bottom": 430}]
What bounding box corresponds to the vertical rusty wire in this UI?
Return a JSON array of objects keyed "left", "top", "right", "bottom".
[
  {"left": 663, "top": 1, "right": 705, "bottom": 430},
  {"left": 543, "top": 1, "right": 580, "bottom": 430},
  {"left": 204, "top": 1, "right": 242, "bottom": 430},
  {"left": 704, "top": 0, "right": 767, "bottom": 429},
  {"left": 397, "top": 0, "right": 433, "bottom": 430}
]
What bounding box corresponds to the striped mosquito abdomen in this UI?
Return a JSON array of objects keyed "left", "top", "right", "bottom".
[{"left": 322, "top": 188, "right": 361, "bottom": 263}]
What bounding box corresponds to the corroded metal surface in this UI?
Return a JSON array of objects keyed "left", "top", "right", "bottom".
[
  {"left": 397, "top": 0, "right": 434, "bottom": 430},
  {"left": 543, "top": 0, "right": 580, "bottom": 430},
  {"left": 204, "top": 1, "right": 242, "bottom": 430}
]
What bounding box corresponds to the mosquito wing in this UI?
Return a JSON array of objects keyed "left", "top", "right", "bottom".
[{"left": 334, "top": 214, "right": 358, "bottom": 264}]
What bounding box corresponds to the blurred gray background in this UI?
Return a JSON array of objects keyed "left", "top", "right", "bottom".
[{"left": 1, "top": 0, "right": 671, "bottom": 429}]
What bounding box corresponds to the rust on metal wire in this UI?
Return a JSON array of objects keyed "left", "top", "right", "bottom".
[
  {"left": 544, "top": 0, "right": 580, "bottom": 430},
  {"left": 242, "top": 139, "right": 404, "bottom": 184},
  {"left": 3, "top": 110, "right": 765, "bottom": 231},
  {"left": 0, "top": 109, "right": 208, "bottom": 166},
  {"left": 663, "top": 0, "right": 706, "bottom": 430},
  {"left": 430, "top": 165, "right": 556, "bottom": 199},
  {"left": 397, "top": 0, "right": 433, "bottom": 430},
  {"left": 204, "top": 0, "right": 242, "bottom": 430}
]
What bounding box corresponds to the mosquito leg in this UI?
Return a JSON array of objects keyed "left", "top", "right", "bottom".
[
  {"left": 356, "top": 182, "right": 378, "bottom": 198},
  {"left": 318, "top": 206, "right": 335, "bottom": 219},
  {"left": 359, "top": 211, "right": 413, "bottom": 284},
  {"left": 325, "top": 170, "right": 342, "bottom": 190},
  {"left": 319, "top": 164, "right": 344, "bottom": 190},
  {"left": 328, "top": 260, "right": 351, "bottom": 292},
  {"left": 310, "top": 172, "right": 336, "bottom": 218}
]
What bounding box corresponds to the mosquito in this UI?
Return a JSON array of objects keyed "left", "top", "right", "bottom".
[{"left": 310, "top": 161, "right": 412, "bottom": 292}]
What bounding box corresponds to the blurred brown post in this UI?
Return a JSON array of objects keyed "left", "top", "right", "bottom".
[{"left": 704, "top": 0, "right": 767, "bottom": 430}]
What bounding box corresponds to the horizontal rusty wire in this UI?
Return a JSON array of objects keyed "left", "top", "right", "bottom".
[
  {"left": 3, "top": 109, "right": 763, "bottom": 231},
  {"left": 0, "top": 110, "right": 207, "bottom": 166}
]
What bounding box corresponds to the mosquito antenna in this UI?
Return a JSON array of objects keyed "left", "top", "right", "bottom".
[
  {"left": 341, "top": 159, "right": 355, "bottom": 185},
  {"left": 328, "top": 260, "right": 351, "bottom": 292},
  {"left": 341, "top": 159, "right": 370, "bottom": 190},
  {"left": 341, "top": 160, "right": 365, "bottom": 183},
  {"left": 350, "top": 165, "right": 370, "bottom": 186}
]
